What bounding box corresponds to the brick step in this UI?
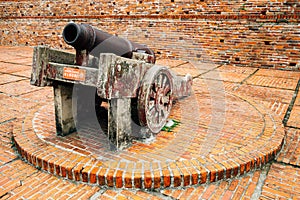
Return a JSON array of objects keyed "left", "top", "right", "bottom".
[{"left": 13, "top": 81, "right": 285, "bottom": 189}]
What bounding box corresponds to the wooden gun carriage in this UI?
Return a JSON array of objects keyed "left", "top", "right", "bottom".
[{"left": 30, "top": 23, "right": 192, "bottom": 149}]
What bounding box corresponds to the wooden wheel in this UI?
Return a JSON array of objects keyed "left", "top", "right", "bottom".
[{"left": 138, "top": 66, "right": 173, "bottom": 133}]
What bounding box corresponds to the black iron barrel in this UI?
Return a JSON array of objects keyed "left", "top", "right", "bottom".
[{"left": 62, "top": 22, "right": 155, "bottom": 61}]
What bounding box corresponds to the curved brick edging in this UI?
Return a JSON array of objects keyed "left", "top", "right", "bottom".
[{"left": 13, "top": 90, "right": 285, "bottom": 189}]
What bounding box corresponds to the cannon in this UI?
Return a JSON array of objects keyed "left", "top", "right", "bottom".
[
  {"left": 62, "top": 22, "right": 155, "bottom": 61},
  {"left": 30, "top": 22, "right": 192, "bottom": 150}
]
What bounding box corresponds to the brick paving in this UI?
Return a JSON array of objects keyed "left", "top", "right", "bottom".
[
  {"left": 260, "top": 163, "right": 300, "bottom": 200},
  {"left": 0, "top": 46, "right": 299, "bottom": 199},
  {"left": 287, "top": 91, "right": 300, "bottom": 129},
  {"left": 277, "top": 128, "right": 300, "bottom": 167}
]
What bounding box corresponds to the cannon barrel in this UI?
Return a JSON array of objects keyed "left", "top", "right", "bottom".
[{"left": 62, "top": 22, "right": 155, "bottom": 61}]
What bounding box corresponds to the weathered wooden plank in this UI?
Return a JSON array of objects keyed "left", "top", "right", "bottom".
[
  {"left": 47, "top": 62, "right": 99, "bottom": 87},
  {"left": 30, "top": 46, "right": 50, "bottom": 87},
  {"left": 53, "top": 83, "right": 76, "bottom": 136},
  {"left": 30, "top": 46, "right": 76, "bottom": 87},
  {"left": 48, "top": 48, "right": 75, "bottom": 64},
  {"left": 108, "top": 98, "right": 132, "bottom": 150}
]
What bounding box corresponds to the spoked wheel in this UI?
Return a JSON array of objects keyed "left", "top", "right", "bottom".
[{"left": 138, "top": 66, "right": 173, "bottom": 133}]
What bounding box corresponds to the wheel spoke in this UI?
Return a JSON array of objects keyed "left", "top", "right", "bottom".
[
  {"left": 148, "top": 100, "right": 155, "bottom": 112},
  {"left": 155, "top": 75, "right": 160, "bottom": 89},
  {"left": 163, "top": 84, "right": 171, "bottom": 96},
  {"left": 155, "top": 110, "right": 160, "bottom": 123},
  {"left": 148, "top": 104, "right": 157, "bottom": 117},
  {"left": 150, "top": 86, "right": 156, "bottom": 99},
  {"left": 158, "top": 74, "right": 164, "bottom": 88},
  {"left": 161, "top": 75, "right": 167, "bottom": 89},
  {"left": 161, "top": 109, "right": 165, "bottom": 119}
]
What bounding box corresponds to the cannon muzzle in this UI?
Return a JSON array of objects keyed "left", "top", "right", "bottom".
[{"left": 62, "top": 22, "right": 155, "bottom": 61}]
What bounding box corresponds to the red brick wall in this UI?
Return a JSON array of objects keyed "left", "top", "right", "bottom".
[{"left": 0, "top": 0, "right": 299, "bottom": 70}]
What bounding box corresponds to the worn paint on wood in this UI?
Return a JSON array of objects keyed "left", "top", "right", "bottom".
[
  {"left": 53, "top": 83, "right": 76, "bottom": 136},
  {"left": 30, "top": 46, "right": 193, "bottom": 150}
]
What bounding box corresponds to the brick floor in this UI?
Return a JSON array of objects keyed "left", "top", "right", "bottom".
[
  {"left": 0, "top": 46, "right": 299, "bottom": 199},
  {"left": 245, "top": 75, "right": 298, "bottom": 91},
  {"left": 287, "top": 89, "right": 300, "bottom": 128},
  {"left": 233, "top": 85, "right": 295, "bottom": 121},
  {"left": 255, "top": 69, "right": 300, "bottom": 80},
  {"left": 201, "top": 65, "right": 257, "bottom": 83},
  {"left": 0, "top": 79, "right": 42, "bottom": 96},
  {"left": 277, "top": 128, "right": 300, "bottom": 167},
  {"left": 0, "top": 74, "right": 27, "bottom": 85},
  {"left": 260, "top": 163, "right": 300, "bottom": 200},
  {"left": 0, "top": 159, "right": 100, "bottom": 199},
  {"left": 160, "top": 168, "right": 266, "bottom": 200},
  {"left": 0, "top": 63, "right": 31, "bottom": 74}
]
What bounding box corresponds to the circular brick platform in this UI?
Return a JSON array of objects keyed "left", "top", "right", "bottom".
[{"left": 13, "top": 77, "right": 285, "bottom": 189}]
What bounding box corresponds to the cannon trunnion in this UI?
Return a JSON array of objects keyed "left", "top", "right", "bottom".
[{"left": 30, "top": 23, "right": 192, "bottom": 150}]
